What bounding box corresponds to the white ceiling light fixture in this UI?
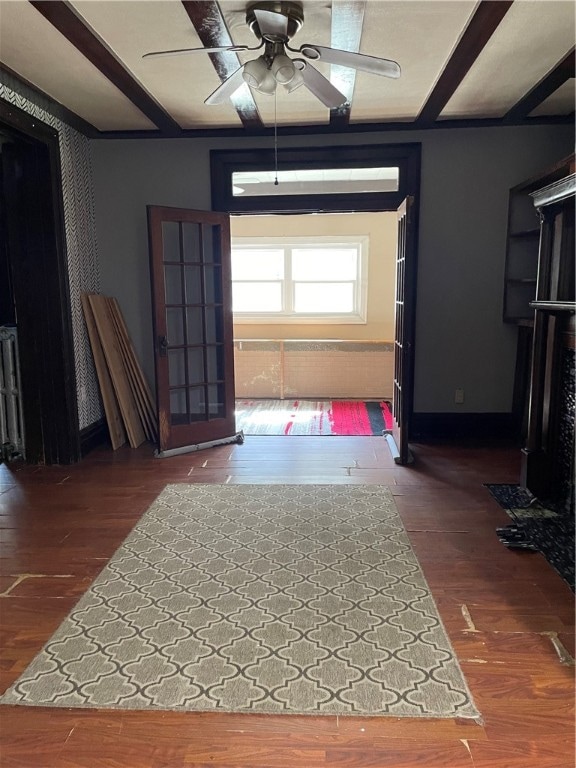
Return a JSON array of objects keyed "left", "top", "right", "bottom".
[
  {"left": 284, "top": 60, "right": 305, "bottom": 93},
  {"left": 242, "top": 46, "right": 298, "bottom": 95},
  {"left": 143, "top": 1, "right": 401, "bottom": 110},
  {"left": 243, "top": 56, "right": 277, "bottom": 94},
  {"left": 270, "top": 52, "right": 296, "bottom": 84}
]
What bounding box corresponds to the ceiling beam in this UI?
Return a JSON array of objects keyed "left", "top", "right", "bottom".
[
  {"left": 503, "top": 47, "right": 575, "bottom": 123},
  {"left": 29, "top": 1, "right": 182, "bottom": 136},
  {"left": 328, "top": 0, "right": 367, "bottom": 128},
  {"left": 181, "top": 1, "right": 263, "bottom": 131},
  {"left": 416, "top": 0, "right": 514, "bottom": 125}
]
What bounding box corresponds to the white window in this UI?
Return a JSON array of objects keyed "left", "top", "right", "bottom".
[{"left": 231, "top": 236, "right": 368, "bottom": 323}]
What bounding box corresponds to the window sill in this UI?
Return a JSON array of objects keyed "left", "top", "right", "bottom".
[{"left": 233, "top": 315, "right": 367, "bottom": 325}]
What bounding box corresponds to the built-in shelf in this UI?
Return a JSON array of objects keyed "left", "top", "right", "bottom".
[
  {"left": 508, "top": 155, "right": 575, "bottom": 448},
  {"left": 503, "top": 156, "right": 575, "bottom": 324},
  {"left": 521, "top": 162, "right": 575, "bottom": 507}
]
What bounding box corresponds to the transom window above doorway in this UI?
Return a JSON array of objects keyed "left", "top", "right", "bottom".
[
  {"left": 210, "top": 143, "right": 419, "bottom": 213},
  {"left": 232, "top": 167, "right": 400, "bottom": 197},
  {"left": 231, "top": 236, "right": 368, "bottom": 323}
]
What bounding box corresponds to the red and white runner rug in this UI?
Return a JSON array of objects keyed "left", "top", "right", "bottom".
[{"left": 235, "top": 399, "right": 393, "bottom": 436}]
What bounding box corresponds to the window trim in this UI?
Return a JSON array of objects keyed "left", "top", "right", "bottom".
[
  {"left": 211, "top": 144, "right": 417, "bottom": 214},
  {"left": 231, "top": 235, "right": 369, "bottom": 324}
]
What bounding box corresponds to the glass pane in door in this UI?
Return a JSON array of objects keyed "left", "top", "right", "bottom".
[
  {"left": 207, "top": 384, "right": 225, "bottom": 418},
  {"left": 182, "top": 222, "right": 201, "bottom": 262},
  {"left": 186, "top": 307, "right": 204, "bottom": 344},
  {"left": 166, "top": 308, "right": 185, "bottom": 345},
  {"left": 204, "top": 308, "right": 222, "bottom": 345},
  {"left": 202, "top": 224, "right": 216, "bottom": 264},
  {"left": 170, "top": 389, "right": 187, "bottom": 424},
  {"left": 164, "top": 265, "right": 183, "bottom": 304},
  {"left": 184, "top": 266, "right": 203, "bottom": 304},
  {"left": 188, "top": 347, "right": 205, "bottom": 385},
  {"left": 205, "top": 345, "right": 224, "bottom": 381},
  {"left": 188, "top": 386, "right": 206, "bottom": 421},
  {"left": 162, "top": 222, "right": 181, "bottom": 261},
  {"left": 168, "top": 349, "right": 186, "bottom": 387}
]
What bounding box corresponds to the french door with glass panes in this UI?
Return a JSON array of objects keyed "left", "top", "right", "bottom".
[
  {"left": 147, "top": 206, "right": 237, "bottom": 453},
  {"left": 390, "top": 196, "right": 416, "bottom": 465}
]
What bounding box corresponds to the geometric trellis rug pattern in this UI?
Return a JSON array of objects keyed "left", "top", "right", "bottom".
[{"left": 0, "top": 484, "right": 479, "bottom": 718}]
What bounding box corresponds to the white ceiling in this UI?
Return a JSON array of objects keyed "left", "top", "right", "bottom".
[{"left": 0, "top": 0, "right": 573, "bottom": 135}]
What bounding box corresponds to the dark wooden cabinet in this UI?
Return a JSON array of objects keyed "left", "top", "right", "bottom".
[
  {"left": 503, "top": 155, "right": 574, "bottom": 324},
  {"left": 506, "top": 155, "right": 574, "bottom": 440},
  {"left": 521, "top": 171, "right": 575, "bottom": 511}
]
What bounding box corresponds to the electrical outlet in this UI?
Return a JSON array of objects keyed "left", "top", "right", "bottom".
[{"left": 454, "top": 388, "right": 465, "bottom": 404}]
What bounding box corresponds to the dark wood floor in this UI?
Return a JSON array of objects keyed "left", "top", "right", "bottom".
[{"left": 0, "top": 436, "right": 574, "bottom": 767}]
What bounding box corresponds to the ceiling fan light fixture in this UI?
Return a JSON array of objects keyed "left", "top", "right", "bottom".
[
  {"left": 255, "top": 71, "right": 278, "bottom": 94},
  {"left": 284, "top": 65, "right": 304, "bottom": 92},
  {"left": 271, "top": 53, "right": 296, "bottom": 84},
  {"left": 242, "top": 56, "right": 271, "bottom": 88}
]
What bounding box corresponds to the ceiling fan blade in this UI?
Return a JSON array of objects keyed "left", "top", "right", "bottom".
[
  {"left": 143, "top": 44, "right": 251, "bottom": 59},
  {"left": 205, "top": 66, "right": 246, "bottom": 105},
  {"left": 298, "top": 44, "right": 401, "bottom": 79},
  {"left": 298, "top": 62, "right": 347, "bottom": 109},
  {"left": 253, "top": 8, "right": 288, "bottom": 39}
]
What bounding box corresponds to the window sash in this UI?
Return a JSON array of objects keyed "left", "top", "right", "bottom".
[
  {"left": 231, "top": 236, "right": 368, "bottom": 322},
  {"left": 293, "top": 282, "right": 355, "bottom": 313}
]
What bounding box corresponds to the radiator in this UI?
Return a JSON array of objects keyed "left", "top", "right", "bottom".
[{"left": 0, "top": 326, "right": 25, "bottom": 459}]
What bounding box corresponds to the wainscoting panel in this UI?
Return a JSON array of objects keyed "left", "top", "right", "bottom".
[{"left": 234, "top": 340, "right": 394, "bottom": 400}]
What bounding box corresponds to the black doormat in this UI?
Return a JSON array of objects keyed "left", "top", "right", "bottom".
[{"left": 485, "top": 484, "right": 575, "bottom": 592}]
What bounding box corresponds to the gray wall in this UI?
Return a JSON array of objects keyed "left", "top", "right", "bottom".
[{"left": 91, "top": 124, "right": 573, "bottom": 415}]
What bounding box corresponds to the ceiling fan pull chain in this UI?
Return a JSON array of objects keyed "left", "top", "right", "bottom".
[{"left": 274, "top": 88, "right": 279, "bottom": 186}]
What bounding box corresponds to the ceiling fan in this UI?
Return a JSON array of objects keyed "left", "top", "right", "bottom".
[{"left": 143, "top": 1, "right": 401, "bottom": 109}]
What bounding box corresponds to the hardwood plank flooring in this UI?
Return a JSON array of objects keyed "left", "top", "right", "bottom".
[{"left": 0, "top": 436, "right": 573, "bottom": 767}]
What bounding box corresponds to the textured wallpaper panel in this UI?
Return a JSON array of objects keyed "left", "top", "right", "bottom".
[{"left": 0, "top": 77, "right": 102, "bottom": 429}]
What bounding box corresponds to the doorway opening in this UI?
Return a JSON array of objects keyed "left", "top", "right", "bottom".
[
  {"left": 211, "top": 143, "right": 421, "bottom": 464},
  {"left": 209, "top": 142, "right": 420, "bottom": 462},
  {"left": 230, "top": 210, "right": 396, "bottom": 436},
  {"left": 0, "top": 102, "right": 79, "bottom": 465}
]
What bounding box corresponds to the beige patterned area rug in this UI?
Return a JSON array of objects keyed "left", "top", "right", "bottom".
[{"left": 1, "top": 485, "right": 479, "bottom": 718}]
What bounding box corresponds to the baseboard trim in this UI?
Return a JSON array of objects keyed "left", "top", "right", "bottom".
[
  {"left": 80, "top": 419, "right": 108, "bottom": 456},
  {"left": 411, "top": 412, "right": 516, "bottom": 441}
]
